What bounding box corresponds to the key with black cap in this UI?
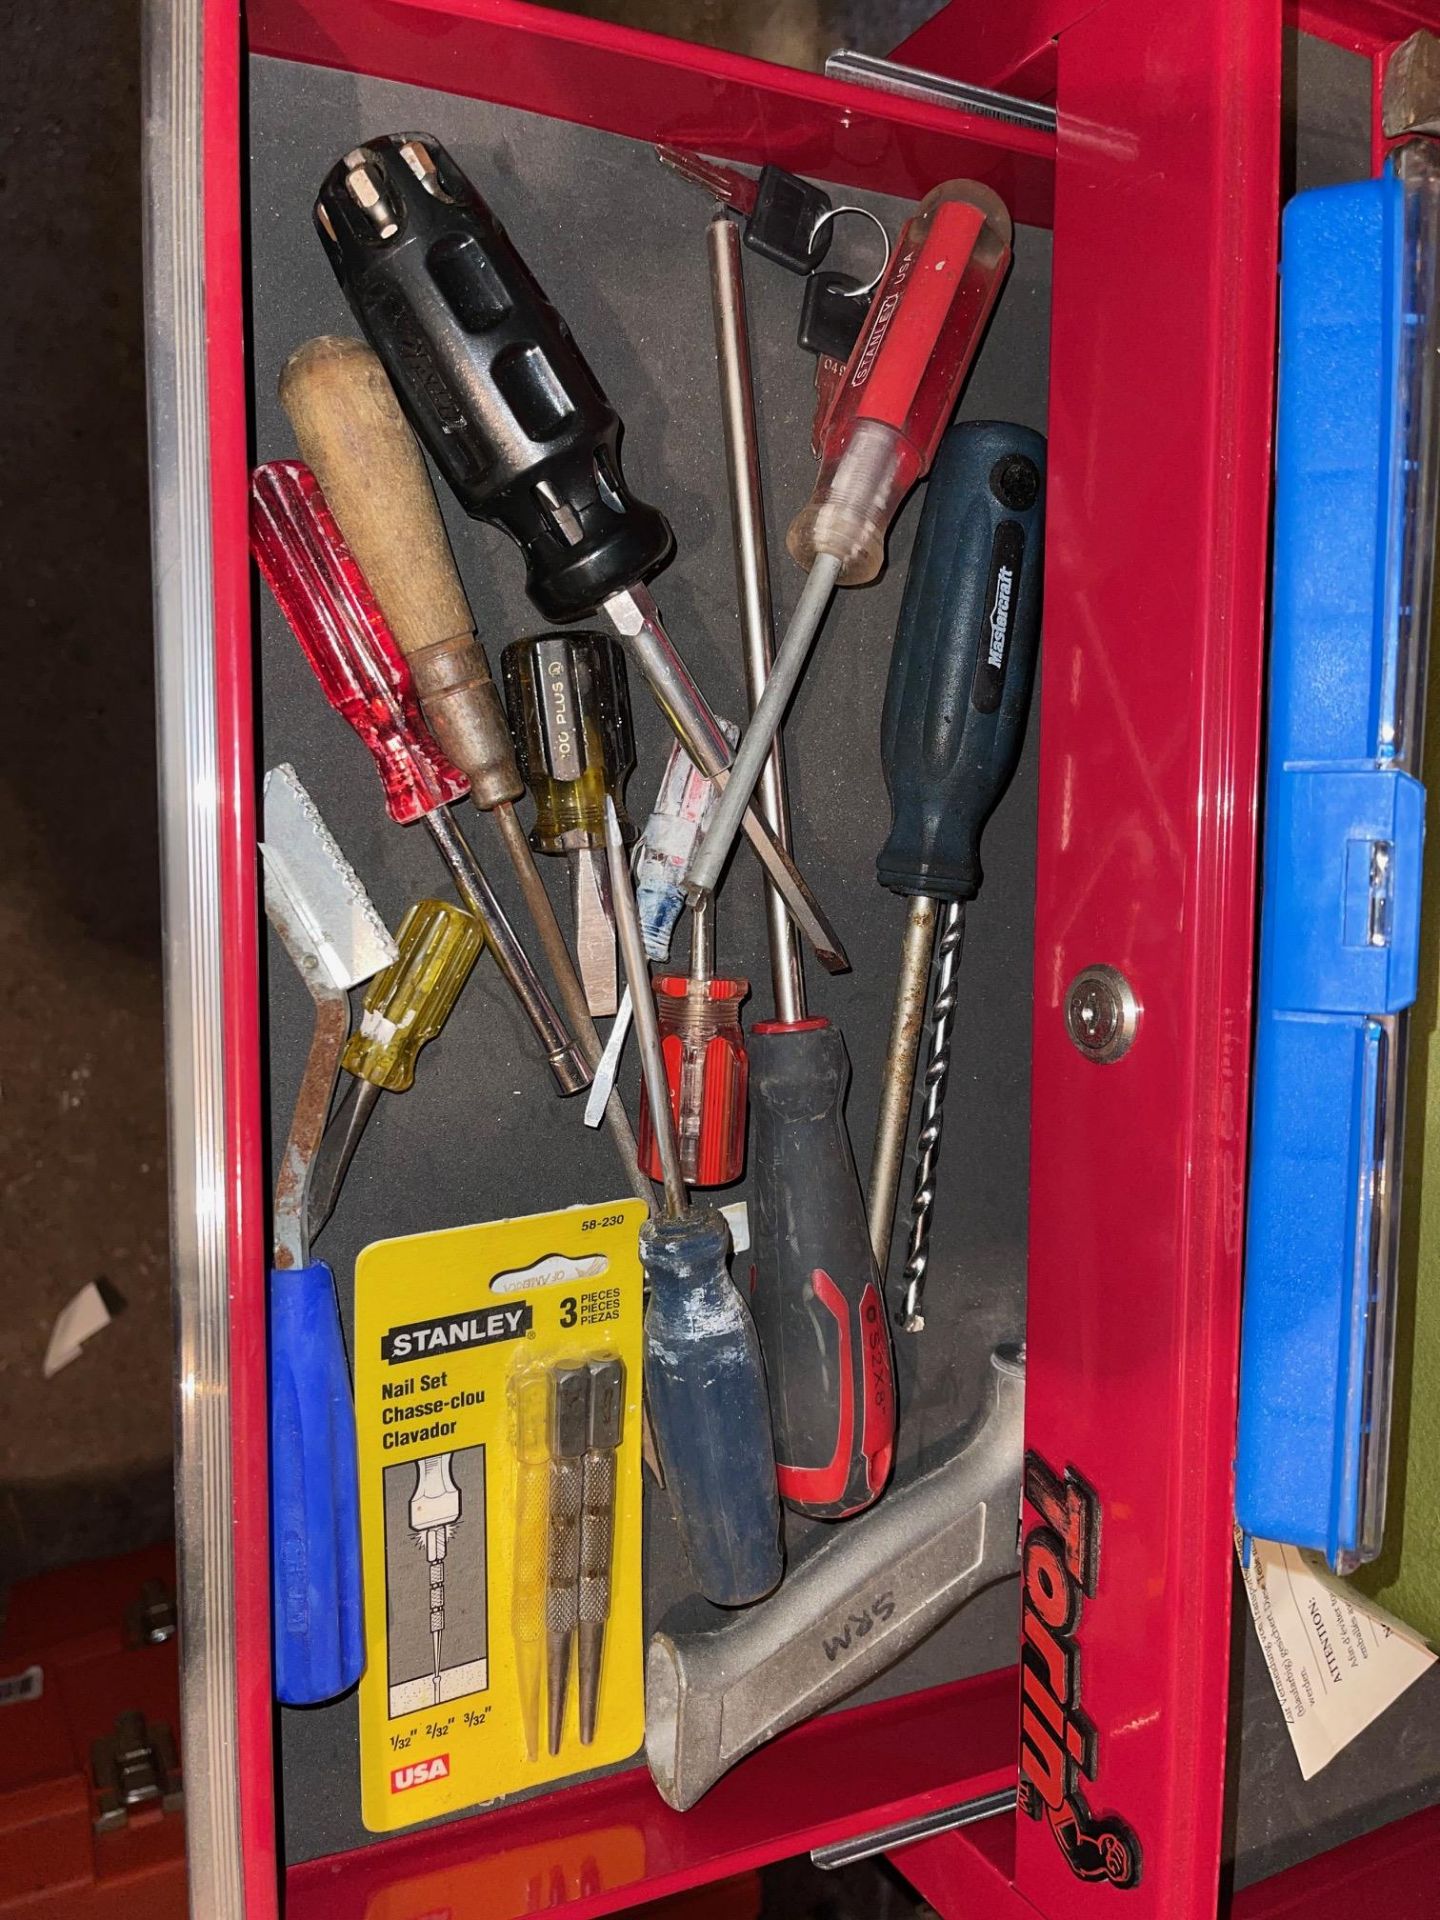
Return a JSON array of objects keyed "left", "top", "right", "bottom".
[
  {"left": 656, "top": 145, "right": 832, "bottom": 275},
  {"left": 798, "top": 267, "right": 871, "bottom": 360}
]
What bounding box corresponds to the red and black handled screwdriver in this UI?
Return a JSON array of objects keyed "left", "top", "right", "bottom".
[{"left": 703, "top": 209, "right": 895, "bottom": 1518}]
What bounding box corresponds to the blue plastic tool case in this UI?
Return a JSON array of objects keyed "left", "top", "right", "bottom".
[{"left": 1237, "top": 159, "right": 1429, "bottom": 1568}]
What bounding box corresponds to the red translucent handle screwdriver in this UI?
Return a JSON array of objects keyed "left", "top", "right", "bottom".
[
  {"left": 685, "top": 181, "right": 1013, "bottom": 907},
  {"left": 636, "top": 898, "right": 748, "bottom": 1189},
  {"left": 250, "top": 460, "right": 588, "bottom": 1094},
  {"left": 251, "top": 461, "right": 468, "bottom": 822}
]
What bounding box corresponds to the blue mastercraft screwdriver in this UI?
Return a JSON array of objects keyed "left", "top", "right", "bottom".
[{"left": 604, "top": 797, "right": 782, "bottom": 1607}]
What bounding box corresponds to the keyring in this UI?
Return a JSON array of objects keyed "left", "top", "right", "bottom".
[{"left": 807, "top": 204, "right": 891, "bottom": 299}]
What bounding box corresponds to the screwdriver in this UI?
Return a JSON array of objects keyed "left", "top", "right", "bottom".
[
  {"left": 502, "top": 632, "right": 635, "bottom": 1019},
  {"left": 306, "top": 898, "right": 482, "bottom": 1241},
  {"left": 275, "top": 337, "right": 565, "bottom": 980},
  {"left": 311, "top": 133, "right": 848, "bottom": 976},
  {"left": 870, "top": 421, "right": 1046, "bottom": 1330},
  {"left": 635, "top": 896, "right": 749, "bottom": 1188},
  {"left": 684, "top": 179, "right": 1015, "bottom": 907},
  {"left": 606, "top": 796, "right": 782, "bottom": 1607},
  {"left": 705, "top": 208, "right": 894, "bottom": 1517},
  {"left": 250, "top": 459, "right": 586, "bottom": 1096}
]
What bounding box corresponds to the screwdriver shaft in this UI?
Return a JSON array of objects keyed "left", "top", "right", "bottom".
[
  {"left": 686, "top": 553, "right": 843, "bottom": 904},
  {"left": 423, "top": 806, "right": 589, "bottom": 1095},
  {"left": 307, "top": 1076, "right": 383, "bottom": 1246},
  {"left": 708, "top": 211, "right": 805, "bottom": 1026},
  {"left": 867, "top": 896, "right": 940, "bottom": 1275},
  {"left": 900, "top": 901, "right": 965, "bottom": 1332},
  {"left": 489, "top": 801, "right": 651, "bottom": 1205},
  {"left": 603, "top": 584, "right": 848, "bottom": 974},
  {"left": 606, "top": 800, "right": 687, "bottom": 1216}
]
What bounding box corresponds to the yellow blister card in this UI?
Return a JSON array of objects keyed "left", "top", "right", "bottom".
[{"left": 353, "top": 1199, "right": 647, "bottom": 1833}]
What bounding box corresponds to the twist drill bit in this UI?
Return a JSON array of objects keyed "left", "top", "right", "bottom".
[{"left": 899, "top": 902, "right": 965, "bottom": 1332}]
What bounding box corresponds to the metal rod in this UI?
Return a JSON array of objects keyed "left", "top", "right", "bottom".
[
  {"left": 604, "top": 582, "right": 849, "bottom": 974},
  {"left": 488, "top": 800, "right": 651, "bottom": 1205},
  {"left": 306, "top": 1076, "right": 383, "bottom": 1245},
  {"left": 685, "top": 551, "right": 843, "bottom": 902},
  {"left": 822, "top": 49, "right": 1057, "bottom": 133},
  {"left": 867, "top": 895, "right": 940, "bottom": 1275},
  {"left": 689, "top": 892, "right": 714, "bottom": 979},
  {"left": 707, "top": 210, "right": 805, "bottom": 1026},
  {"left": 605, "top": 798, "right": 687, "bottom": 1217},
  {"left": 900, "top": 900, "right": 965, "bottom": 1331},
  {"left": 810, "top": 1786, "right": 1019, "bottom": 1871},
  {"left": 423, "top": 805, "right": 589, "bottom": 1095}
]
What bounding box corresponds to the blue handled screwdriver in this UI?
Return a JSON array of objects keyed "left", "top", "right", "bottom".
[
  {"left": 261, "top": 764, "right": 397, "bottom": 1705},
  {"left": 867, "top": 420, "right": 1047, "bottom": 1331},
  {"left": 604, "top": 797, "right": 782, "bottom": 1608}
]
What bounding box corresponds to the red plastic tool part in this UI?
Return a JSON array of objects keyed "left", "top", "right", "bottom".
[
  {"left": 794, "top": 183, "right": 1013, "bottom": 585},
  {"left": 249, "top": 460, "right": 468, "bottom": 825},
  {"left": 637, "top": 975, "right": 749, "bottom": 1188}
]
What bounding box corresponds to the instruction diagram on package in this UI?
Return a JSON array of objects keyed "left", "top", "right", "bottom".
[{"left": 384, "top": 1444, "right": 489, "bottom": 1715}]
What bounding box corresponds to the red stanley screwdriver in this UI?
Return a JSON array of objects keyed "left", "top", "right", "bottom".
[
  {"left": 685, "top": 179, "right": 1015, "bottom": 907},
  {"left": 250, "top": 460, "right": 587, "bottom": 1094},
  {"left": 702, "top": 209, "right": 894, "bottom": 1516},
  {"left": 636, "top": 894, "right": 748, "bottom": 1189}
]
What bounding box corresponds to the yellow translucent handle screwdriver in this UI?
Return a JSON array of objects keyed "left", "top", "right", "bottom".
[
  {"left": 307, "top": 898, "right": 482, "bottom": 1240},
  {"left": 501, "top": 632, "right": 636, "bottom": 1021}
]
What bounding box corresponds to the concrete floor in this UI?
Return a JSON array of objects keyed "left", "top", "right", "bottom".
[{"left": 0, "top": 0, "right": 175, "bottom": 1584}]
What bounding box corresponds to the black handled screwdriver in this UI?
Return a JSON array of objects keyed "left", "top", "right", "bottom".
[
  {"left": 869, "top": 420, "right": 1046, "bottom": 1330},
  {"left": 311, "top": 131, "right": 848, "bottom": 977},
  {"left": 699, "top": 209, "right": 895, "bottom": 1518}
]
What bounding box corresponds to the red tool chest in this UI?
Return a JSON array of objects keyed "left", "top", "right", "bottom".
[{"left": 143, "top": 0, "right": 1440, "bottom": 1915}]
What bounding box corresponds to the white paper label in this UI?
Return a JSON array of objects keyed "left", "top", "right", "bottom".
[
  {"left": 1237, "top": 1530, "right": 1435, "bottom": 1779},
  {"left": 719, "top": 1200, "right": 750, "bottom": 1255}
]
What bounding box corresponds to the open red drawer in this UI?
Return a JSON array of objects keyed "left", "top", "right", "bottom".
[{"left": 143, "top": 0, "right": 1440, "bottom": 1915}]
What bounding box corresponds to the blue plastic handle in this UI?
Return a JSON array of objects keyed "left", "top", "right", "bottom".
[
  {"left": 641, "top": 1211, "right": 783, "bottom": 1607},
  {"left": 269, "top": 1261, "right": 364, "bottom": 1704}
]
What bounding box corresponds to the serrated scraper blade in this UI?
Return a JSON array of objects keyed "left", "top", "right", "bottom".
[{"left": 261, "top": 764, "right": 396, "bottom": 990}]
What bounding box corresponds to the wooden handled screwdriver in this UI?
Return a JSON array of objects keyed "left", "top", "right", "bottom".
[{"left": 277, "top": 338, "right": 652, "bottom": 1203}]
